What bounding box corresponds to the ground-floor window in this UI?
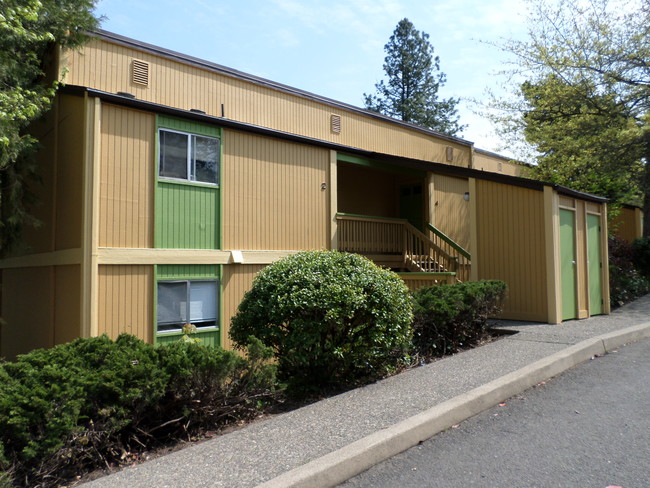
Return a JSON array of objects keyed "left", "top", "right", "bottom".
[{"left": 157, "top": 280, "right": 218, "bottom": 333}]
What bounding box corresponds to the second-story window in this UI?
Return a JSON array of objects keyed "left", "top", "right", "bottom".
[{"left": 159, "top": 128, "right": 220, "bottom": 185}]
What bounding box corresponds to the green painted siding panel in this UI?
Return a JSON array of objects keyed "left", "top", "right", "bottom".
[
  {"left": 587, "top": 214, "right": 603, "bottom": 315},
  {"left": 157, "top": 115, "right": 221, "bottom": 138},
  {"left": 560, "top": 209, "right": 577, "bottom": 320},
  {"left": 156, "top": 181, "right": 219, "bottom": 249},
  {"left": 157, "top": 264, "right": 219, "bottom": 280}
]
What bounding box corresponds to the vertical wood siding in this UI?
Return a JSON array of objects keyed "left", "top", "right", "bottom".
[
  {"left": 473, "top": 152, "right": 527, "bottom": 177},
  {"left": 97, "top": 265, "right": 153, "bottom": 342},
  {"left": 433, "top": 174, "right": 470, "bottom": 250},
  {"left": 18, "top": 105, "right": 56, "bottom": 254},
  {"left": 475, "top": 180, "right": 548, "bottom": 321},
  {"left": 223, "top": 131, "right": 328, "bottom": 250},
  {"left": 221, "top": 264, "right": 265, "bottom": 351},
  {"left": 612, "top": 206, "right": 642, "bottom": 242},
  {"left": 62, "top": 39, "right": 471, "bottom": 167},
  {"left": 156, "top": 182, "right": 219, "bottom": 249},
  {"left": 99, "top": 104, "right": 154, "bottom": 248},
  {"left": 337, "top": 163, "right": 399, "bottom": 217},
  {"left": 1, "top": 267, "right": 53, "bottom": 359},
  {"left": 55, "top": 95, "right": 86, "bottom": 250},
  {"left": 54, "top": 265, "right": 81, "bottom": 345}
]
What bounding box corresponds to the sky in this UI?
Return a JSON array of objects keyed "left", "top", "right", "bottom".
[{"left": 93, "top": 0, "right": 532, "bottom": 156}]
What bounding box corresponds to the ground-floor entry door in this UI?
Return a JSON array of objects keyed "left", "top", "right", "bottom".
[
  {"left": 587, "top": 213, "right": 603, "bottom": 315},
  {"left": 560, "top": 209, "right": 578, "bottom": 320}
]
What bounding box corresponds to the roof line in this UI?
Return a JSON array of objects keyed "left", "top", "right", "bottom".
[
  {"left": 91, "top": 29, "right": 473, "bottom": 147},
  {"left": 62, "top": 85, "right": 607, "bottom": 204}
]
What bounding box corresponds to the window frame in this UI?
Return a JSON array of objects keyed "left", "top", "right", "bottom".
[
  {"left": 156, "top": 278, "right": 219, "bottom": 334},
  {"left": 158, "top": 127, "right": 220, "bottom": 186}
]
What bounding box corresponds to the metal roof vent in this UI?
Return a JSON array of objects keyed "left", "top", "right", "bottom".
[
  {"left": 331, "top": 114, "right": 341, "bottom": 134},
  {"left": 446, "top": 146, "right": 454, "bottom": 162},
  {"left": 131, "top": 59, "right": 149, "bottom": 86}
]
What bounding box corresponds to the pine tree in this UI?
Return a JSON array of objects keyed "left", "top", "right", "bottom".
[{"left": 364, "top": 18, "right": 464, "bottom": 136}]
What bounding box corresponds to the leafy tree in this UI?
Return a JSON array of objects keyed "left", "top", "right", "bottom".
[
  {"left": 521, "top": 74, "right": 644, "bottom": 205},
  {"left": 487, "top": 0, "right": 649, "bottom": 232},
  {"left": 364, "top": 18, "right": 464, "bottom": 136},
  {"left": 0, "top": 0, "right": 100, "bottom": 255}
]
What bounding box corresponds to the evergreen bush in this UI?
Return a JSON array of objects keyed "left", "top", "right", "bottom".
[
  {"left": 0, "top": 334, "right": 277, "bottom": 488},
  {"left": 632, "top": 236, "right": 650, "bottom": 279},
  {"left": 230, "top": 251, "right": 413, "bottom": 390},
  {"left": 411, "top": 280, "right": 507, "bottom": 359},
  {"left": 609, "top": 235, "right": 650, "bottom": 307}
]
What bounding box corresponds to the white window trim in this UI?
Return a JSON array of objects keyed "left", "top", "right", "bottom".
[{"left": 158, "top": 128, "right": 220, "bottom": 186}]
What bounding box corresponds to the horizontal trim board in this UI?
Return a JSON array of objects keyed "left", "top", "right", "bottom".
[
  {"left": 60, "top": 86, "right": 608, "bottom": 204},
  {"left": 0, "top": 248, "right": 82, "bottom": 269},
  {"left": 97, "top": 248, "right": 298, "bottom": 265}
]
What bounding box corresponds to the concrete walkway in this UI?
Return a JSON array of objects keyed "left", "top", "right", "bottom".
[{"left": 80, "top": 295, "right": 650, "bottom": 488}]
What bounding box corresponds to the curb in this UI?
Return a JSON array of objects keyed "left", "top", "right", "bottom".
[{"left": 256, "top": 322, "right": 650, "bottom": 488}]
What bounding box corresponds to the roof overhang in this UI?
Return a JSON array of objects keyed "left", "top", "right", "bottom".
[{"left": 61, "top": 85, "right": 608, "bottom": 205}]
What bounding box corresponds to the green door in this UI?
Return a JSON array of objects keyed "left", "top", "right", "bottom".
[
  {"left": 399, "top": 184, "right": 423, "bottom": 231},
  {"left": 560, "top": 209, "right": 577, "bottom": 320},
  {"left": 587, "top": 214, "right": 603, "bottom": 315}
]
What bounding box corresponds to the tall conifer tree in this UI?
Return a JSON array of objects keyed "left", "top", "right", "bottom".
[{"left": 364, "top": 18, "right": 464, "bottom": 136}]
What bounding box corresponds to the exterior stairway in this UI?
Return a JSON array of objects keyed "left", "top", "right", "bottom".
[{"left": 336, "top": 213, "right": 471, "bottom": 287}]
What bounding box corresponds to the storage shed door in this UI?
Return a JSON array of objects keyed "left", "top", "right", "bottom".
[
  {"left": 560, "top": 209, "right": 578, "bottom": 320},
  {"left": 587, "top": 214, "right": 603, "bottom": 315}
]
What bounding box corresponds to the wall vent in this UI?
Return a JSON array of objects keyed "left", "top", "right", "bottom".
[
  {"left": 131, "top": 59, "right": 150, "bottom": 86},
  {"left": 446, "top": 146, "right": 454, "bottom": 162},
  {"left": 331, "top": 114, "right": 341, "bottom": 134}
]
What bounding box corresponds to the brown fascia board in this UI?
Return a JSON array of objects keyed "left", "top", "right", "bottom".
[
  {"left": 89, "top": 29, "right": 473, "bottom": 148},
  {"left": 62, "top": 85, "right": 608, "bottom": 204},
  {"left": 620, "top": 202, "right": 643, "bottom": 210}
]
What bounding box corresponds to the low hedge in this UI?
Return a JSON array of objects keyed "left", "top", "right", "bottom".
[
  {"left": 0, "top": 335, "right": 277, "bottom": 488},
  {"left": 411, "top": 280, "right": 507, "bottom": 359}
]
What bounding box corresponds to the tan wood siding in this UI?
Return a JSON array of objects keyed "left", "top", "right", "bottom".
[
  {"left": 221, "top": 264, "right": 265, "bottom": 351},
  {"left": 222, "top": 131, "right": 328, "bottom": 250},
  {"left": 62, "top": 39, "right": 471, "bottom": 167},
  {"left": 16, "top": 95, "right": 85, "bottom": 256},
  {"left": 56, "top": 95, "right": 86, "bottom": 251},
  {"left": 54, "top": 265, "right": 82, "bottom": 345},
  {"left": 1, "top": 267, "right": 53, "bottom": 359},
  {"left": 432, "top": 174, "right": 470, "bottom": 250},
  {"left": 337, "top": 163, "right": 399, "bottom": 218},
  {"left": 97, "top": 265, "right": 153, "bottom": 342},
  {"left": 99, "top": 104, "right": 154, "bottom": 248},
  {"left": 612, "top": 206, "right": 643, "bottom": 242},
  {"left": 475, "top": 180, "right": 548, "bottom": 321},
  {"left": 18, "top": 108, "right": 56, "bottom": 255},
  {"left": 473, "top": 151, "right": 527, "bottom": 177}
]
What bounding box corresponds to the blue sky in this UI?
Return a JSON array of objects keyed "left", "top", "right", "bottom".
[{"left": 94, "top": 0, "right": 530, "bottom": 155}]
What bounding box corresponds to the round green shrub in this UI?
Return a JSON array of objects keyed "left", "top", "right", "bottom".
[{"left": 229, "top": 250, "right": 413, "bottom": 390}]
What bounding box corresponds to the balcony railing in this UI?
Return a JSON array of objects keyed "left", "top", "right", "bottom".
[{"left": 336, "top": 213, "right": 471, "bottom": 282}]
